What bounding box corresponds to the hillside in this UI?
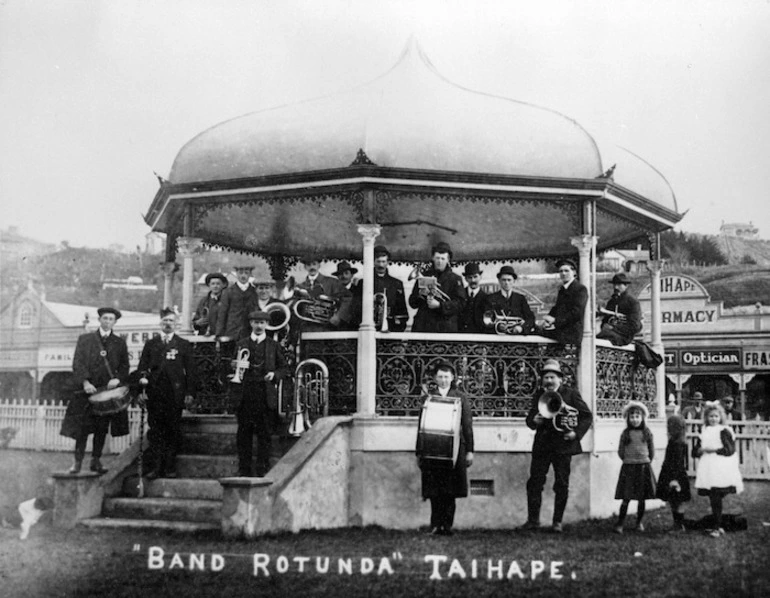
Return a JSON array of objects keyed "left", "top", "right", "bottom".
[{"left": 718, "top": 235, "right": 770, "bottom": 266}]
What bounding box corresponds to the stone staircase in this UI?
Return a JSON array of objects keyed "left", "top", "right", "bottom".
[{"left": 79, "top": 416, "right": 296, "bottom": 532}]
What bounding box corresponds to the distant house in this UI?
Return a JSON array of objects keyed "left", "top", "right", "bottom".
[
  {"left": 102, "top": 276, "right": 158, "bottom": 291},
  {"left": 720, "top": 222, "right": 759, "bottom": 240},
  {"left": 598, "top": 245, "right": 650, "bottom": 275}
]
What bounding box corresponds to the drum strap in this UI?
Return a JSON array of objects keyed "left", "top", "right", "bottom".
[{"left": 100, "top": 349, "right": 116, "bottom": 380}]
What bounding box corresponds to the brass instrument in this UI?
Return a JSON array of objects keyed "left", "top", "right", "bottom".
[
  {"left": 482, "top": 310, "right": 526, "bottom": 335},
  {"left": 292, "top": 289, "right": 338, "bottom": 325},
  {"left": 597, "top": 307, "right": 637, "bottom": 339},
  {"left": 408, "top": 263, "right": 451, "bottom": 303},
  {"left": 229, "top": 348, "right": 250, "bottom": 384},
  {"left": 288, "top": 359, "right": 329, "bottom": 437},
  {"left": 538, "top": 390, "right": 579, "bottom": 432},
  {"left": 265, "top": 302, "right": 291, "bottom": 332},
  {"left": 374, "top": 292, "right": 389, "bottom": 332}
]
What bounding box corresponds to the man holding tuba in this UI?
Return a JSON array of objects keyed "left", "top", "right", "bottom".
[
  {"left": 293, "top": 254, "right": 353, "bottom": 333},
  {"left": 373, "top": 245, "right": 409, "bottom": 332},
  {"left": 481, "top": 265, "right": 535, "bottom": 335},
  {"left": 521, "top": 359, "right": 592, "bottom": 533},
  {"left": 408, "top": 242, "right": 467, "bottom": 333},
  {"left": 232, "top": 310, "right": 290, "bottom": 477}
]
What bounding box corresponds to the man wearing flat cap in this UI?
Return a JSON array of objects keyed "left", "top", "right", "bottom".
[
  {"left": 294, "top": 254, "right": 353, "bottom": 333},
  {"left": 539, "top": 259, "right": 588, "bottom": 347},
  {"left": 232, "top": 310, "right": 290, "bottom": 477},
  {"left": 522, "top": 359, "right": 593, "bottom": 533},
  {"left": 458, "top": 263, "right": 487, "bottom": 334},
  {"left": 215, "top": 265, "right": 258, "bottom": 341},
  {"left": 481, "top": 265, "right": 535, "bottom": 335},
  {"left": 373, "top": 245, "right": 409, "bottom": 332},
  {"left": 61, "top": 306, "right": 130, "bottom": 474},
  {"left": 333, "top": 261, "right": 362, "bottom": 330},
  {"left": 137, "top": 308, "right": 196, "bottom": 478},
  {"left": 193, "top": 272, "right": 228, "bottom": 336},
  {"left": 596, "top": 272, "right": 642, "bottom": 346},
  {"left": 409, "top": 242, "right": 467, "bottom": 333}
]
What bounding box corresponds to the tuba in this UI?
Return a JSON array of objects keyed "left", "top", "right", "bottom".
[
  {"left": 482, "top": 310, "right": 526, "bottom": 335},
  {"left": 265, "top": 302, "right": 291, "bottom": 332},
  {"left": 538, "top": 390, "right": 579, "bottom": 432},
  {"left": 288, "top": 359, "right": 329, "bottom": 437},
  {"left": 292, "top": 289, "right": 338, "bottom": 325},
  {"left": 374, "top": 292, "right": 388, "bottom": 332},
  {"left": 229, "top": 348, "right": 250, "bottom": 384}
]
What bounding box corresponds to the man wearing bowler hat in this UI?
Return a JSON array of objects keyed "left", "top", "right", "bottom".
[
  {"left": 61, "top": 306, "right": 130, "bottom": 474},
  {"left": 373, "top": 245, "right": 409, "bottom": 332},
  {"left": 409, "top": 242, "right": 467, "bottom": 333},
  {"left": 193, "top": 272, "right": 228, "bottom": 336},
  {"left": 232, "top": 310, "right": 290, "bottom": 477},
  {"left": 294, "top": 254, "right": 353, "bottom": 333},
  {"left": 481, "top": 265, "right": 535, "bottom": 335},
  {"left": 539, "top": 258, "right": 588, "bottom": 347},
  {"left": 521, "top": 359, "right": 593, "bottom": 533},
  {"left": 596, "top": 272, "right": 642, "bottom": 346},
  {"left": 137, "top": 308, "right": 196, "bottom": 479},
  {"left": 458, "top": 263, "right": 487, "bottom": 334},
  {"left": 215, "top": 265, "right": 258, "bottom": 341},
  {"left": 333, "top": 260, "right": 362, "bottom": 330}
]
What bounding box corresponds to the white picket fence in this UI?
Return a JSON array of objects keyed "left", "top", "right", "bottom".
[
  {"left": 0, "top": 399, "right": 144, "bottom": 454},
  {"left": 685, "top": 420, "right": 770, "bottom": 480}
]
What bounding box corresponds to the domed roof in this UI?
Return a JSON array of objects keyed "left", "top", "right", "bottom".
[{"left": 169, "top": 41, "right": 604, "bottom": 183}]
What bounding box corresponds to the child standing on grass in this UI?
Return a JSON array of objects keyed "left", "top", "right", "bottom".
[
  {"left": 656, "top": 414, "right": 691, "bottom": 532},
  {"left": 614, "top": 401, "right": 657, "bottom": 533},
  {"left": 693, "top": 401, "right": 744, "bottom": 538}
]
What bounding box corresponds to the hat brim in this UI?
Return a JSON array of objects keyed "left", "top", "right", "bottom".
[{"left": 97, "top": 307, "right": 122, "bottom": 320}]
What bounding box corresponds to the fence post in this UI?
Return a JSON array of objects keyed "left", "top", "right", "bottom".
[{"left": 35, "top": 403, "right": 46, "bottom": 451}]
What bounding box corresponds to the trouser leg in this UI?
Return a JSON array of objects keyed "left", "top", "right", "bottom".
[
  {"left": 236, "top": 414, "right": 255, "bottom": 475},
  {"left": 525, "top": 453, "right": 550, "bottom": 524},
  {"left": 552, "top": 454, "right": 572, "bottom": 524},
  {"left": 74, "top": 434, "right": 88, "bottom": 462},
  {"left": 164, "top": 404, "right": 183, "bottom": 473}
]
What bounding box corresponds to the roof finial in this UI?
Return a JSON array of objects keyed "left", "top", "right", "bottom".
[{"left": 350, "top": 148, "right": 376, "bottom": 166}]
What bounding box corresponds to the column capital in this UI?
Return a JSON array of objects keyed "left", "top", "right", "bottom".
[
  {"left": 570, "top": 234, "right": 597, "bottom": 257},
  {"left": 646, "top": 259, "right": 666, "bottom": 274},
  {"left": 357, "top": 224, "right": 382, "bottom": 244},
  {"left": 176, "top": 236, "right": 204, "bottom": 257}
]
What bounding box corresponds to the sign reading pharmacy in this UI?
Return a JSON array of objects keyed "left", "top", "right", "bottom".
[{"left": 639, "top": 274, "right": 724, "bottom": 331}]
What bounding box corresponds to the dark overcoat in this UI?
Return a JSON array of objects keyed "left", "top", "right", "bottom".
[
  {"left": 137, "top": 334, "right": 197, "bottom": 404},
  {"left": 215, "top": 284, "right": 258, "bottom": 339},
  {"left": 481, "top": 290, "right": 535, "bottom": 334},
  {"left": 525, "top": 385, "right": 593, "bottom": 455},
  {"left": 546, "top": 280, "right": 588, "bottom": 345},
  {"left": 374, "top": 271, "right": 409, "bottom": 332},
  {"left": 416, "top": 389, "right": 474, "bottom": 499},
  {"left": 193, "top": 292, "right": 224, "bottom": 336},
  {"left": 408, "top": 267, "right": 467, "bottom": 333},
  {"left": 458, "top": 288, "right": 487, "bottom": 334},
  {"left": 60, "top": 331, "right": 130, "bottom": 439},
  {"left": 231, "top": 335, "right": 290, "bottom": 412},
  {"left": 598, "top": 290, "right": 643, "bottom": 345}
]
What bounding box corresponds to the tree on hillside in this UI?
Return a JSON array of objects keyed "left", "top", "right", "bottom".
[{"left": 661, "top": 231, "right": 726, "bottom": 266}]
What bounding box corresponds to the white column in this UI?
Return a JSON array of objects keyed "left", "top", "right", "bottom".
[
  {"left": 356, "top": 224, "right": 381, "bottom": 415},
  {"left": 647, "top": 259, "right": 666, "bottom": 416},
  {"left": 176, "top": 237, "right": 203, "bottom": 334},
  {"left": 571, "top": 234, "right": 597, "bottom": 412},
  {"left": 160, "top": 262, "right": 178, "bottom": 310}
]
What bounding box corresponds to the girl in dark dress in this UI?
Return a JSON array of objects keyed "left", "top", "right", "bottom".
[
  {"left": 614, "top": 401, "right": 657, "bottom": 533},
  {"left": 656, "top": 414, "right": 691, "bottom": 532}
]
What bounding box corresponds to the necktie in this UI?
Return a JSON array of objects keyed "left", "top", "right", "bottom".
[{"left": 164, "top": 335, "right": 171, "bottom": 344}]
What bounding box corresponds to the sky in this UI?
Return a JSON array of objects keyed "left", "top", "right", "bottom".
[{"left": 1, "top": 0, "right": 769, "bottom": 251}]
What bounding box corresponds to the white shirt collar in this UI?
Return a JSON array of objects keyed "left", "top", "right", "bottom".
[
  {"left": 251, "top": 332, "right": 266, "bottom": 343},
  {"left": 562, "top": 279, "right": 575, "bottom": 290},
  {"left": 163, "top": 332, "right": 174, "bottom": 342},
  {"left": 236, "top": 281, "right": 251, "bottom": 291},
  {"left": 99, "top": 329, "right": 111, "bottom": 338},
  {"left": 437, "top": 387, "right": 450, "bottom": 397}
]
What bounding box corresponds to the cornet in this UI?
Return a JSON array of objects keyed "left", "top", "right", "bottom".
[
  {"left": 229, "top": 348, "right": 250, "bottom": 384},
  {"left": 538, "top": 390, "right": 579, "bottom": 432},
  {"left": 482, "top": 310, "right": 526, "bottom": 335}
]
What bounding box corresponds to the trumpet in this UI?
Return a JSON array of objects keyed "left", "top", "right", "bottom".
[
  {"left": 374, "top": 292, "right": 389, "bottom": 332},
  {"left": 482, "top": 310, "right": 526, "bottom": 335},
  {"left": 288, "top": 359, "right": 329, "bottom": 437},
  {"left": 292, "top": 289, "right": 339, "bottom": 324},
  {"left": 538, "top": 390, "right": 579, "bottom": 432},
  {"left": 229, "top": 348, "right": 250, "bottom": 384}
]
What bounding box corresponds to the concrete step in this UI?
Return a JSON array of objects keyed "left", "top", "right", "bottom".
[
  {"left": 103, "top": 497, "right": 221, "bottom": 523},
  {"left": 121, "top": 476, "right": 223, "bottom": 500},
  {"left": 175, "top": 454, "right": 239, "bottom": 478},
  {"left": 80, "top": 517, "right": 219, "bottom": 533},
  {"left": 180, "top": 432, "right": 237, "bottom": 455}
]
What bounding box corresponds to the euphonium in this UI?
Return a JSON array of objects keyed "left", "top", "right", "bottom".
[
  {"left": 537, "top": 390, "right": 579, "bottom": 432},
  {"left": 374, "top": 292, "right": 389, "bottom": 332},
  {"left": 292, "top": 289, "right": 338, "bottom": 324},
  {"left": 482, "top": 310, "right": 526, "bottom": 335},
  {"left": 265, "top": 302, "right": 291, "bottom": 332},
  {"left": 229, "top": 348, "right": 250, "bottom": 384},
  {"left": 288, "top": 359, "right": 329, "bottom": 437}
]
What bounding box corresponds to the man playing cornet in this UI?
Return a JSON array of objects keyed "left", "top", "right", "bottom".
[
  {"left": 408, "top": 242, "right": 467, "bottom": 333},
  {"left": 231, "top": 310, "right": 289, "bottom": 477},
  {"left": 521, "top": 359, "right": 592, "bottom": 533},
  {"left": 481, "top": 265, "right": 535, "bottom": 335}
]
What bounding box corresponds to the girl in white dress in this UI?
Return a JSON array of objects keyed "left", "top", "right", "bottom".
[{"left": 693, "top": 401, "right": 744, "bottom": 537}]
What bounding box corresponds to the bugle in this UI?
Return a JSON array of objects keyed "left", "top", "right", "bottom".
[
  {"left": 288, "top": 359, "right": 329, "bottom": 437},
  {"left": 538, "top": 390, "right": 579, "bottom": 432},
  {"left": 482, "top": 310, "right": 526, "bottom": 335},
  {"left": 229, "top": 348, "right": 250, "bottom": 384},
  {"left": 292, "top": 289, "right": 338, "bottom": 325}
]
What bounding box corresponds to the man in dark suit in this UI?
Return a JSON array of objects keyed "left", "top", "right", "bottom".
[
  {"left": 137, "top": 308, "right": 196, "bottom": 478},
  {"left": 373, "top": 245, "right": 409, "bottom": 332},
  {"left": 333, "top": 261, "right": 362, "bottom": 330},
  {"left": 481, "top": 265, "right": 535, "bottom": 335},
  {"left": 540, "top": 259, "right": 588, "bottom": 346},
  {"left": 458, "top": 263, "right": 487, "bottom": 334},
  {"left": 232, "top": 310, "right": 290, "bottom": 476},
  {"left": 408, "top": 242, "right": 467, "bottom": 333},
  {"left": 215, "top": 265, "right": 258, "bottom": 340},
  {"left": 521, "top": 359, "right": 593, "bottom": 533},
  {"left": 597, "top": 272, "right": 643, "bottom": 346},
  {"left": 294, "top": 254, "right": 353, "bottom": 333},
  {"left": 62, "top": 307, "right": 130, "bottom": 474},
  {"left": 193, "top": 272, "right": 227, "bottom": 336}
]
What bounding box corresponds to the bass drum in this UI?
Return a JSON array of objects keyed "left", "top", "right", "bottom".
[
  {"left": 89, "top": 385, "right": 131, "bottom": 416},
  {"left": 417, "top": 396, "right": 462, "bottom": 468}
]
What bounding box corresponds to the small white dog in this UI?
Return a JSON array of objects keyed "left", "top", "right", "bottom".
[{"left": 18, "top": 497, "right": 53, "bottom": 540}]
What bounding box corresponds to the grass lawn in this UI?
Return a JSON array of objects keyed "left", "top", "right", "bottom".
[{"left": 2, "top": 484, "right": 769, "bottom": 598}]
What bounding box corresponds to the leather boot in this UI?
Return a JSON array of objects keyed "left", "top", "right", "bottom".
[
  {"left": 69, "top": 460, "right": 82, "bottom": 474},
  {"left": 90, "top": 458, "right": 108, "bottom": 474}
]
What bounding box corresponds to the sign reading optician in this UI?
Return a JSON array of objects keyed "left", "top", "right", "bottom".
[
  {"left": 744, "top": 349, "right": 770, "bottom": 370},
  {"left": 680, "top": 349, "right": 741, "bottom": 370}
]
